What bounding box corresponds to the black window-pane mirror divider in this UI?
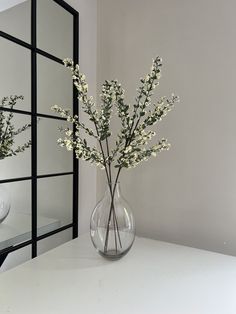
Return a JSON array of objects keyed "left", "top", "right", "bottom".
[
  {"left": 73, "top": 6, "right": 79, "bottom": 239},
  {"left": 31, "top": 0, "right": 37, "bottom": 258},
  {"left": 0, "top": 0, "right": 79, "bottom": 263},
  {"left": 0, "top": 107, "right": 69, "bottom": 122}
]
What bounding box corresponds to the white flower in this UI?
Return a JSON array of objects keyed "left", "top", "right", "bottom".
[{"left": 65, "top": 130, "right": 73, "bottom": 137}]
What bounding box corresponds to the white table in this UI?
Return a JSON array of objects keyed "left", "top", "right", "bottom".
[
  {"left": 0, "top": 212, "right": 61, "bottom": 251},
  {"left": 0, "top": 234, "right": 236, "bottom": 314}
]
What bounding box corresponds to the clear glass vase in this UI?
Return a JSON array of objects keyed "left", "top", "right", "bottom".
[
  {"left": 90, "top": 182, "right": 135, "bottom": 260},
  {"left": 0, "top": 185, "right": 11, "bottom": 223}
]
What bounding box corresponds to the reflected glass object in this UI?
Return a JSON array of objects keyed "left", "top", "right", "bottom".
[
  {"left": 0, "top": 180, "right": 31, "bottom": 251},
  {"left": 0, "top": 37, "right": 31, "bottom": 111},
  {"left": 37, "top": 175, "right": 73, "bottom": 236},
  {"left": 37, "top": 55, "right": 73, "bottom": 116},
  {"left": 0, "top": 113, "right": 31, "bottom": 180},
  {"left": 37, "top": 0, "right": 73, "bottom": 59},
  {"left": 0, "top": 185, "right": 11, "bottom": 223},
  {"left": 0, "top": 244, "right": 31, "bottom": 273},
  {"left": 38, "top": 228, "right": 72, "bottom": 255},
  {"left": 37, "top": 117, "right": 73, "bottom": 175},
  {"left": 0, "top": 0, "right": 31, "bottom": 43}
]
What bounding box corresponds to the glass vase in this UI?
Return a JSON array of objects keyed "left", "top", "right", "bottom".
[
  {"left": 0, "top": 185, "right": 11, "bottom": 223},
  {"left": 90, "top": 182, "right": 135, "bottom": 260}
]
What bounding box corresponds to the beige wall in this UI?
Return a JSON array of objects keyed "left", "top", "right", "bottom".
[{"left": 97, "top": 0, "right": 236, "bottom": 256}]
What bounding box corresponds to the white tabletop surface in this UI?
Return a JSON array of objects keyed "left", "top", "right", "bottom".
[
  {"left": 0, "top": 234, "right": 236, "bottom": 314},
  {"left": 0, "top": 212, "right": 60, "bottom": 250}
]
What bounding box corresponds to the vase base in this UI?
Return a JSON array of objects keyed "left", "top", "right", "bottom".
[{"left": 98, "top": 248, "right": 130, "bottom": 261}]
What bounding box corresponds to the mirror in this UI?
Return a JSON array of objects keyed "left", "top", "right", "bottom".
[
  {"left": 37, "top": 54, "right": 73, "bottom": 116},
  {"left": 0, "top": 245, "right": 31, "bottom": 273},
  {"left": 37, "top": 228, "right": 72, "bottom": 255},
  {"left": 0, "top": 37, "right": 31, "bottom": 111},
  {"left": 37, "top": 175, "right": 73, "bottom": 236},
  {"left": 0, "top": 0, "right": 31, "bottom": 43},
  {"left": 37, "top": 0, "right": 73, "bottom": 59},
  {"left": 0, "top": 0, "right": 78, "bottom": 272},
  {"left": 0, "top": 113, "right": 31, "bottom": 180},
  {"left": 0, "top": 180, "right": 31, "bottom": 251},
  {"left": 37, "top": 118, "right": 73, "bottom": 175}
]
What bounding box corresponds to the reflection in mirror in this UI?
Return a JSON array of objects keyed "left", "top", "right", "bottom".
[
  {"left": 38, "top": 228, "right": 72, "bottom": 255},
  {"left": 0, "top": 244, "right": 31, "bottom": 273},
  {"left": 37, "top": 118, "right": 73, "bottom": 175},
  {"left": 37, "top": 175, "right": 73, "bottom": 236},
  {"left": 0, "top": 0, "right": 31, "bottom": 43},
  {"left": 0, "top": 37, "right": 31, "bottom": 111},
  {"left": 37, "top": 0, "right": 73, "bottom": 59},
  {"left": 0, "top": 180, "right": 31, "bottom": 250},
  {"left": 37, "top": 55, "right": 73, "bottom": 116},
  {"left": 0, "top": 0, "right": 77, "bottom": 272},
  {"left": 0, "top": 112, "right": 31, "bottom": 180}
]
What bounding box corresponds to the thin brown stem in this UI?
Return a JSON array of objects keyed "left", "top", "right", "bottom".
[
  {"left": 104, "top": 199, "right": 113, "bottom": 252},
  {"left": 98, "top": 140, "right": 110, "bottom": 183},
  {"left": 104, "top": 167, "right": 122, "bottom": 253},
  {"left": 93, "top": 122, "right": 111, "bottom": 189},
  {"left": 89, "top": 105, "right": 123, "bottom": 254},
  {"left": 113, "top": 207, "right": 122, "bottom": 248},
  {"left": 106, "top": 137, "right": 112, "bottom": 184},
  {"left": 91, "top": 117, "right": 119, "bottom": 254},
  {"left": 112, "top": 209, "right": 118, "bottom": 253}
]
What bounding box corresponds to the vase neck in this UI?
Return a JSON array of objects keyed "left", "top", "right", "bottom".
[{"left": 106, "top": 181, "right": 121, "bottom": 198}]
